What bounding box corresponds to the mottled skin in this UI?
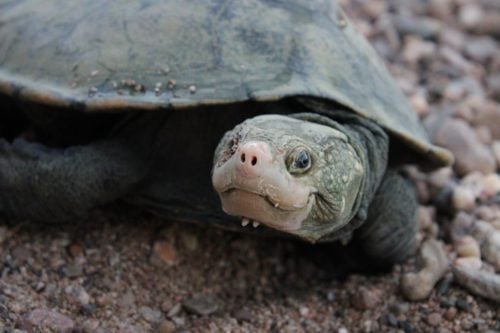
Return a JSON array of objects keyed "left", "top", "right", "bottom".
[{"left": 0, "top": 98, "right": 417, "bottom": 267}]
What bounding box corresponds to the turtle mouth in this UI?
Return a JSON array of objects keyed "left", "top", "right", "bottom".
[
  {"left": 218, "top": 187, "right": 314, "bottom": 232},
  {"left": 221, "top": 188, "right": 307, "bottom": 211}
]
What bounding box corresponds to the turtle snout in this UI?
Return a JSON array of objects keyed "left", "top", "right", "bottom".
[
  {"left": 235, "top": 141, "right": 272, "bottom": 178},
  {"left": 212, "top": 140, "right": 274, "bottom": 193}
]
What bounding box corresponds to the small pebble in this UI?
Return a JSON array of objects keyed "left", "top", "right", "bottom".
[
  {"left": 472, "top": 221, "right": 500, "bottom": 270},
  {"left": 464, "top": 37, "right": 497, "bottom": 63},
  {"left": 22, "top": 309, "right": 75, "bottom": 333},
  {"left": 475, "top": 205, "right": 496, "bottom": 221},
  {"left": 77, "top": 289, "right": 90, "bottom": 306},
  {"left": 475, "top": 126, "right": 493, "bottom": 145},
  {"left": 481, "top": 173, "right": 500, "bottom": 197},
  {"left": 444, "top": 307, "right": 457, "bottom": 321},
  {"left": 451, "top": 212, "right": 475, "bottom": 240},
  {"left": 473, "top": 105, "right": 500, "bottom": 140},
  {"left": 139, "top": 306, "right": 162, "bottom": 323},
  {"left": 454, "top": 257, "right": 482, "bottom": 270},
  {"left": 492, "top": 141, "right": 500, "bottom": 167},
  {"left": 418, "top": 206, "right": 435, "bottom": 230},
  {"left": 386, "top": 313, "right": 399, "bottom": 327},
  {"left": 120, "top": 291, "right": 136, "bottom": 308},
  {"left": 80, "top": 304, "right": 96, "bottom": 316},
  {"left": 410, "top": 93, "right": 429, "bottom": 117},
  {"left": 390, "top": 302, "right": 409, "bottom": 315},
  {"left": 180, "top": 232, "right": 198, "bottom": 252},
  {"left": 151, "top": 240, "right": 177, "bottom": 266},
  {"left": 452, "top": 186, "right": 476, "bottom": 211},
  {"left": 182, "top": 296, "right": 219, "bottom": 316},
  {"left": 63, "top": 264, "right": 83, "bottom": 278},
  {"left": 351, "top": 287, "right": 382, "bottom": 310},
  {"left": 400, "top": 320, "right": 416, "bottom": 333},
  {"left": 426, "top": 312, "right": 442, "bottom": 327},
  {"left": 166, "top": 303, "right": 182, "bottom": 318},
  {"left": 427, "top": 167, "right": 454, "bottom": 190},
  {"left": 159, "top": 320, "right": 176, "bottom": 333},
  {"left": 455, "top": 298, "right": 471, "bottom": 312},
  {"left": 402, "top": 37, "right": 436, "bottom": 65},
  {"left": 439, "top": 297, "right": 455, "bottom": 308},
  {"left": 459, "top": 3, "right": 484, "bottom": 28},
  {"left": 67, "top": 243, "right": 83, "bottom": 258},
  {"left": 233, "top": 308, "right": 253, "bottom": 323},
  {"left": 455, "top": 235, "right": 481, "bottom": 258},
  {"left": 435, "top": 276, "right": 452, "bottom": 296}
]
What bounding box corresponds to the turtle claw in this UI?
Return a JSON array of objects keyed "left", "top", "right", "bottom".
[{"left": 252, "top": 221, "right": 260, "bottom": 228}]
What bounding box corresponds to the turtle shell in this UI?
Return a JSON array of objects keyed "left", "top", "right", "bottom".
[{"left": 0, "top": 0, "right": 452, "bottom": 166}]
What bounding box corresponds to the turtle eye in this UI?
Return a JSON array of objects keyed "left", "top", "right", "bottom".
[{"left": 287, "top": 149, "right": 312, "bottom": 175}]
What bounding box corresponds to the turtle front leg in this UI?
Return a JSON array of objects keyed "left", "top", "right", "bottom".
[
  {"left": 0, "top": 138, "right": 149, "bottom": 222},
  {"left": 353, "top": 170, "right": 418, "bottom": 270}
]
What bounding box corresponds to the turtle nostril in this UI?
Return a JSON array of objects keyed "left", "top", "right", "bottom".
[
  {"left": 251, "top": 156, "right": 257, "bottom": 166},
  {"left": 241, "top": 153, "right": 246, "bottom": 163}
]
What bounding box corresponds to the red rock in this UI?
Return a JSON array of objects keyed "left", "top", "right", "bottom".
[
  {"left": 152, "top": 240, "right": 177, "bottom": 266},
  {"left": 351, "top": 287, "right": 382, "bottom": 310},
  {"left": 426, "top": 312, "right": 442, "bottom": 326}
]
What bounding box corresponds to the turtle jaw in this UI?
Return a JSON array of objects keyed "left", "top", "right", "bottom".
[{"left": 217, "top": 187, "right": 315, "bottom": 234}]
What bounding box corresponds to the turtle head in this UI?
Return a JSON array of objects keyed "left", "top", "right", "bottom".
[{"left": 212, "top": 114, "right": 365, "bottom": 242}]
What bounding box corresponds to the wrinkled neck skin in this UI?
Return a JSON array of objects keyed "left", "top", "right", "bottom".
[
  {"left": 212, "top": 110, "right": 388, "bottom": 243},
  {"left": 293, "top": 111, "right": 389, "bottom": 242}
]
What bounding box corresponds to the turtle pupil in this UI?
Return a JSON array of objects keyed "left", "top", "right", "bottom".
[{"left": 295, "top": 151, "right": 310, "bottom": 169}]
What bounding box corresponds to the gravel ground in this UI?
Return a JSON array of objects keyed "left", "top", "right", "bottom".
[{"left": 1, "top": 0, "right": 500, "bottom": 332}]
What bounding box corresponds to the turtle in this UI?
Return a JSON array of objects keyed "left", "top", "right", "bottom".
[{"left": 0, "top": 0, "right": 452, "bottom": 269}]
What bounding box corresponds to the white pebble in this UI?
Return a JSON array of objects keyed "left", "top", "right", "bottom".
[
  {"left": 427, "top": 167, "right": 453, "bottom": 190},
  {"left": 483, "top": 232, "right": 500, "bottom": 270},
  {"left": 455, "top": 236, "right": 481, "bottom": 258},
  {"left": 410, "top": 93, "right": 429, "bottom": 117},
  {"left": 452, "top": 264, "right": 500, "bottom": 303},
  {"left": 401, "top": 239, "right": 449, "bottom": 301},
  {"left": 471, "top": 220, "right": 500, "bottom": 271},
  {"left": 492, "top": 141, "right": 500, "bottom": 167},
  {"left": 452, "top": 186, "right": 476, "bottom": 211},
  {"left": 418, "top": 206, "right": 435, "bottom": 230},
  {"left": 481, "top": 173, "right": 500, "bottom": 197},
  {"left": 455, "top": 256, "right": 482, "bottom": 270}
]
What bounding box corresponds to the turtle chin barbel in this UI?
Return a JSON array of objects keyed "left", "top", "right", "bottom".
[{"left": 0, "top": 0, "right": 452, "bottom": 269}]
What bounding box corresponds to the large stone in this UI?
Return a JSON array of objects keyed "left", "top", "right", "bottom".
[
  {"left": 474, "top": 106, "right": 500, "bottom": 140},
  {"left": 433, "top": 118, "right": 496, "bottom": 175},
  {"left": 401, "top": 239, "right": 449, "bottom": 301}
]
